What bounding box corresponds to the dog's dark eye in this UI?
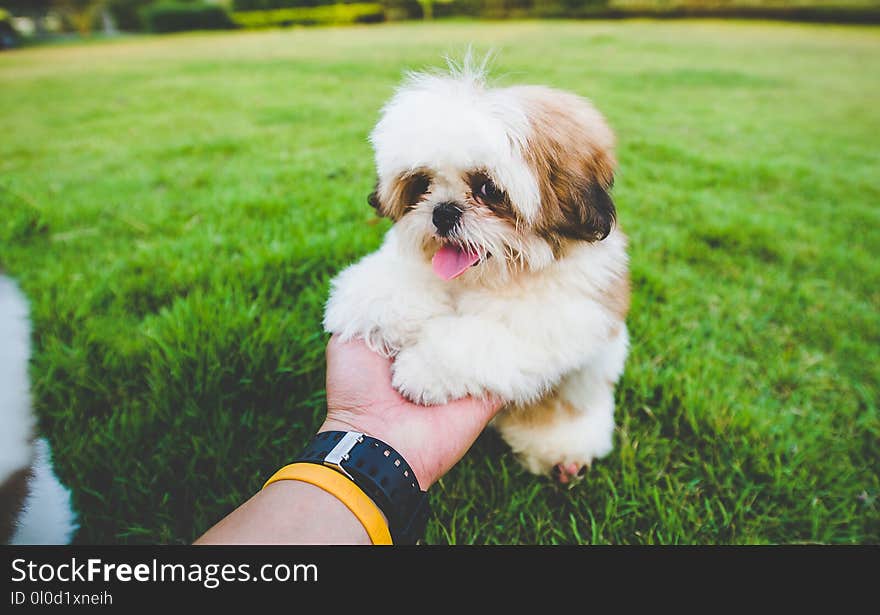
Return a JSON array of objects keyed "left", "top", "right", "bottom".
[
  {"left": 411, "top": 174, "right": 430, "bottom": 197},
  {"left": 477, "top": 179, "right": 502, "bottom": 202},
  {"left": 403, "top": 173, "right": 431, "bottom": 206}
]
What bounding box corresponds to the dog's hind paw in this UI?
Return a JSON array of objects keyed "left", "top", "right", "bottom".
[{"left": 551, "top": 461, "right": 589, "bottom": 487}]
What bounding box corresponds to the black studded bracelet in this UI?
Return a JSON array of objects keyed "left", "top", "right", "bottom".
[{"left": 293, "top": 431, "right": 429, "bottom": 545}]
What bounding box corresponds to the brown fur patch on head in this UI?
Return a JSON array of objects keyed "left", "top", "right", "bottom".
[
  {"left": 369, "top": 169, "right": 432, "bottom": 221},
  {"left": 515, "top": 86, "right": 617, "bottom": 248}
]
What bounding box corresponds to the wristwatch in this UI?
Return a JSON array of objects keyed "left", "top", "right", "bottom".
[{"left": 293, "top": 431, "right": 430, "bottom": 545}]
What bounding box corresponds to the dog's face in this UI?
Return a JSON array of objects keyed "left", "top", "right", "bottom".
[{"left": 368, "top": 68, "right": 617, "bottom": 284}]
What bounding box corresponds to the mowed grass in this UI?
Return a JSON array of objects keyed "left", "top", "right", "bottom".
[{"left": 1, "top": 20, "right": 878, "bottom": 544}]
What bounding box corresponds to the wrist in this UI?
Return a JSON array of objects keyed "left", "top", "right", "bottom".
[
  {"left": 264, "top": 462, "right": 392, "bottom": 545},
  {"left": 319, "top": 417, "right": 434, "bottom": 489},
  {"left": 298, "top": 429, "right": 431, "bottom": 545}
]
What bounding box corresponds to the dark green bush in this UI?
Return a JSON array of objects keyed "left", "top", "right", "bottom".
[
  {"left": 233, "top": 0, "right": 336, "bottom": 9},
  {"left": 108, "top": 0, "right": 154, "bottom": 31},
  {"left": 383, "top": 0, "right": 423, "bottom": 19},
  {"left": 232, "top": 3, "right": 385, "bottom": 26},
  {"left": 142, "top": 2, "right": 236, "bottom": 33}
]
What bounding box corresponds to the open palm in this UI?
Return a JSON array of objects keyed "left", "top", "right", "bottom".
[{"left": 321, "top": 335, "right": 503, "bottom": 490}]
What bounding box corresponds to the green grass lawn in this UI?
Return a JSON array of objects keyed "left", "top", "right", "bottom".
[{"left": 1, "top": 20, "right": 878, "bottom": 544}]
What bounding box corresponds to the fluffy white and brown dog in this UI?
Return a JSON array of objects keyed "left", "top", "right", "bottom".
[
  {"left": 324, "top": 62, "right": 630, "bottom": 484},
  {"left": 0, "top": 274, "right": 77, "bottom": 543}
]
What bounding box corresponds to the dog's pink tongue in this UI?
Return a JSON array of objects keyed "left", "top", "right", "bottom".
[{"left": 432, "top": 245, "right": 480, "bottom": 280}]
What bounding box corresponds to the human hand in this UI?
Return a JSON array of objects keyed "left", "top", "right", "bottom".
[{"left": 320, "top": 335, "right": 504, "bottom": 490}]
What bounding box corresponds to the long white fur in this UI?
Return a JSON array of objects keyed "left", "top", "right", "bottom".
[
  {"left": 10, "top": 438, "right": 79, "bottom": 545},
  {"left": 0, "top": 275, "right": 78, "bottom": 544},
  {"left": 0, "top": 276, "right": 37, "bottom": 482},
  {"left": 325, "top": 65, "right": 628, "bottom": 476}
]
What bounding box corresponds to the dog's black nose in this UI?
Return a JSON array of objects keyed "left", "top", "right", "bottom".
[{"left": 432, "top": 202, "right": 461, "bottom": 236}]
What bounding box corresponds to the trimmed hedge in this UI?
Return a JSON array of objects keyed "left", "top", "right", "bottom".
[
  {"left": 599, "top": 6, "right": 880, "bottom": 24},
  {"left": 436, "top": 0, "right": 880, "bottom": 22},
  {"left": 142, "top": 3, "right": 236, "bottom": 33},
  {"left": 232, "top": 3, "right": 385, "bottom": 26}
]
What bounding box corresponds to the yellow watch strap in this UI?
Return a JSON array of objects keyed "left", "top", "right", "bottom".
[{"left": 263, "top": 462, "right": 393, "bottom": 545}]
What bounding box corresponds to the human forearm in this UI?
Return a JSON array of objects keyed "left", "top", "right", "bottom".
[{"left": 195, "top": 479, "right": 371, "bottom": 545}]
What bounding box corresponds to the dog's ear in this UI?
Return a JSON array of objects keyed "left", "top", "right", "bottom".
[
  {"left": 367, "top": 182, "right": 381, "bottom": 212},
  {"left": 523, "top": 88, "right": 618, "bottom": 244},
  {"left": 533, "top": 156, "right": 617, "bottom": 243},
  {"left": 367, "top": 181, "right": 397, "bottom": 220},
  {"left": 553, "top": 176, "right": 616, "bottom": 242}
]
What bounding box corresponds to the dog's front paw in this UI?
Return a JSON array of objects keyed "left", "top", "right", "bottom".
[{"left": 391, "top": 344, "right": 465, "bottom": 405}]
